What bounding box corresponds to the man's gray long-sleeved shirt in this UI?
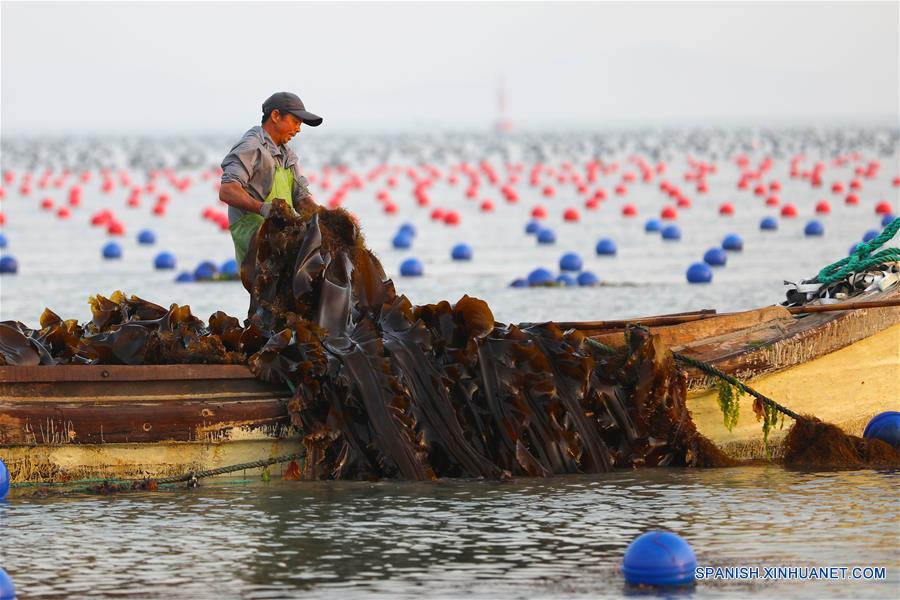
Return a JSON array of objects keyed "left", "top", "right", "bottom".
[{"left": 220, "top": 126, "right": 312, "bottom": 225}]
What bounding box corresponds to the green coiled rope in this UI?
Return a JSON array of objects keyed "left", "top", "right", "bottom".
[{"left": 816, "top": 218, "right": 899, "bottom": 284}]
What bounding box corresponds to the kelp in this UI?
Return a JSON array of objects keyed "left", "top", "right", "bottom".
[
  {"left": 21, "top": 199, "right": 900, "bottom": 477},
  {"left": 239, "top": 200, "right": 732, "bottom": 478}
]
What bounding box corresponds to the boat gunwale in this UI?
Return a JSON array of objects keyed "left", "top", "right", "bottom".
[{"left": 0, "top": 363, "right": 257, "bottom": 383}]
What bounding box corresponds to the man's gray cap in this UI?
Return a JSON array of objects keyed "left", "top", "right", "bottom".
[{"left": 262, "top": 92, "right": 323, "bottom": 127}]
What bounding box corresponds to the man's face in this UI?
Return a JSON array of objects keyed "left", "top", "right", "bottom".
[{"left": 271, "top": 110, "right": 302, "bottom": 144}]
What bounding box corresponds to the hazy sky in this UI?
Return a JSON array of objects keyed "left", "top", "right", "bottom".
[{"left": 1, "top": 1, "right": 898, "bottom": 135}]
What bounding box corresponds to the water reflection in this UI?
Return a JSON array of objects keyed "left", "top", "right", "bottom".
[{"left": 2, "top": 467, "right": 898, "bottom": 598}]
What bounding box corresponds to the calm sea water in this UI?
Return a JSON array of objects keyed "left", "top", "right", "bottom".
[
  {"left": 1, "top": 131, "right": 898, "bottom": 598},
  {"left": 2, "top": 468, "right": 898, "bottom": 599}
]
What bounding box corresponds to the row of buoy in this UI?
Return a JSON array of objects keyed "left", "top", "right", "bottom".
[
  {"left": 175, "top": 259, "right": 239, "bottom": 282},
  {"left": 685, "top": 234, "right": 744, "bottom": 283},
  {"left": 511, "top": 267, "right": 600, "bottom": 287}
]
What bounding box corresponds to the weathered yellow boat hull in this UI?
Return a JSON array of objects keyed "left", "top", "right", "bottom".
[
  {"left": 688, "top": 323, "right": 900, "bottom": 459},
  {"left": 2, "top": 431, "right": 302, "bottom": 486}
]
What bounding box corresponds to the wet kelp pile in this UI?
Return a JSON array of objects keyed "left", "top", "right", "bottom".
[
  {"left": 233, "top": 199, "right": 732, "bottom": 478},
  {"left": 3, "top": 200, "right": 895, "bottom": 476}
]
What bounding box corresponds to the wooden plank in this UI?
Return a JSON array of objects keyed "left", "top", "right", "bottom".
[
  {"left": 0, "top": 397, "right": 293, "bottom": 445},
  {"left": 0, "top": 378, "right": 289, "bottom": 402},
  {"left": 0, "top": 364, "right": 257, "bottom": 383}
]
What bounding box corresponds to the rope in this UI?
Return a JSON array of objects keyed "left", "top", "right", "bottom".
[
  {"left": 585, "top": 337, "right": 801, "bottom": 421},
  {"left": 816, "top": 218, "right": 900, "bottom": 284},
  {"left": 154, "top": 451, "right": 304, "bottom": 484},
  {"left": 12, "top": 452, "right": 304, "bottom": 495}
]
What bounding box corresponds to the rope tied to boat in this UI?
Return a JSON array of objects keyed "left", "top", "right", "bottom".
[
  {"left": 816, "top": 218, "right": 900, "bottom": 285},
  {"left": 11, "top": 452, "right": 305, "bottom": 497}
]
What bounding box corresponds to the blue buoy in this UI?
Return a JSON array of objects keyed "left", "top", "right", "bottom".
[
  {"left": 760, "top": 216, "right": 778, "bottom": 231},
  {"left": 881, "top": 214, "right": 896, "bottom": 227},
  {"left": 220, "top": 259, "right": 239, "bottom": 278},
  {"left": 0, "top": 232, "right": 7, "bottom": 248},
  {"left": 398, "top": 223, "right": 416, "bottom": 238},
  {"left": 509, "top": 278, "right": 528, "bottom": 288},
  {"left": 400, "top": 257, "right": 424, "bottom": 277},
  {"left": 577, "top": 271, "right": 600, "bottom": 286},
  {"left": 863, "top": 411, "right": 900, "bottom": 448},
  {"left": 804, "top": 220, "right": 824, "bottom": 237},
  {"left": 661, "top": 225, "right": 681, "bottom": 241},
  {"left": 556, "top": 274, "right": 576, "bottom": 286},
  {"left": 137, "top": 229, "right": 156, "bottom": 245},
  {"left": 154, "top": 251, "right": 176, "bottom": 270},
  {"left": 451, "top": 243, "right": 473, "bottom": 261},
  {"left": 527, "top": 267, "right": 555, "bottom": 286},
  {"left": 686, "top": 262, "right": 713, "bottom": 283},
  {"left": 595, "top": 238, "right": 618, "bottom": 256},
  {"left": 0, "top": 457, "right": 9, "bottom": 500},
  {"left": 537, "top": 228, "right": 556, "bottom": 244},
  {"left": 194, "top": 261, "right": 218, "bottom": 281},
  {"left": 703, "top": 247, "right": 727, "bottom": 267},
  {"left": 0, "top": 256, "right": 18, "bottom": 274},
  {"left": 525, "top": 220, "right": 541, "bottom": 234},
  {"left": 862, "top": 229, "right": 879, "bottom": 243},
  {"left": 559, "top": 252, "right": 583, "bottom": 272},
  {"left": 644, "top": 218, "right": 662, "bottom": 233},
  {"left": 392, "top": 232, "right": 412, "bottom": 249},
  {"left": 0, "top": 566, "right": 14, "bottom": 600},
  {"left": 621, "top": 531, "right": 697, "bottom": 586},
  {"left": 722, "top": 233, "right": 743, "bottom": 251},
  {"left": 175, "top": 271, "right": 194, "bottom": 283},
  {"left": 102, "top": 241, "right": 122, "bottom": 259}
]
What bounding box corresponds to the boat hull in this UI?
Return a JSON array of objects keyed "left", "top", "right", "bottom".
[
  {"left": 2, "top": 291, "right": 898, "bottom": 482},
  {"left": 0, "top": 364, "right": 298, "bottom": 484}
]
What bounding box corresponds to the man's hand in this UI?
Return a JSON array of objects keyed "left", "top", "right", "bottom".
[
  {"left": 294, "top": 195, "right": 317, "bottom": 214},
  {"left": 259, "top": 202, "right": 272, "bottom": 218}
]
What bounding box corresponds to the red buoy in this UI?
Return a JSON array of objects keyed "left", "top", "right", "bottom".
[
  {"left": 443, "top": 211, "right": 460, "bottom": 225},
  {"left": 585, "top": 198, "right": 599, "bottom": 210},
  {"left": 430, "top": 208, "right": 445, "bottom": 221},
  {"left": 661, "top": 205, "right": 678, "bottom": 220},
  {"left": 831, "top": 182, "right": 844, "bottom": 194},
  {"left": 480, "top": 200, "right": 494, "bottom": 212},
  {"left": 40, "top": 197, "right": 54, "bottom": 210},
  {"left": 765, "top": 195, "right": 780, "bottom": 207},
  {"left": 719, "top": 202, "right": 734, "bottom": 215},
  {"left": 845, "top": 194, "right": 859, "bottom": 206},
  {"left": 56, "top": 207, "right": 71, "bottom": 219},
  {"left": 781, "top": 203, "right": 798, "bottom": 217},
  {"left": 542, "top": 185, "right": 556, "bottom": 198},
  {"left": 875, "top": 201, "right": 893, "bottom": 215},
  {"left": 815, "top": 200, "right": 831, "bottom": 214},
  {"left": 614, "top": 184, "right": 627, "bottom": 196},
  {"left": 107, "top": 221, "right": 125, "bottom": 235},
  {"left": 563, "top": 207, "right": 580, "bottom": 222},
  {"left": 769, "top": 181, "right": 782, "bottom": 192},
  {"left": 621, "top": 203, "right": 637, "bottom": 217},
  {"left": 531, "top": 205, "right": 547, "bottom": 219},
  {"left": 383, "top": 202, "right": 398, "bottom": 214},
  {"left": 849, "top": 179, "right": 862, "bottom": 190}
]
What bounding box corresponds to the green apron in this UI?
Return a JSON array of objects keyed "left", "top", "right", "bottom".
[{"left": 229, "top": 166, "right": 294, "bottom": 264}]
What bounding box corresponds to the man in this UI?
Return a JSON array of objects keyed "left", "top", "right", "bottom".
[{"left": 219, "top": 91, "right": 323, "bottom": 264}]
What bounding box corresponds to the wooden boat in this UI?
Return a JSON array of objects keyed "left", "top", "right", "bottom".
[{"left": 2, "top": 286, "right": 898, "bottom": 484}]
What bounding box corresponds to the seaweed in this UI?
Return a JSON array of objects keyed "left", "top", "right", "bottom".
[{"left": 33, "top": 200, "right": 900, "bottom": 478}]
